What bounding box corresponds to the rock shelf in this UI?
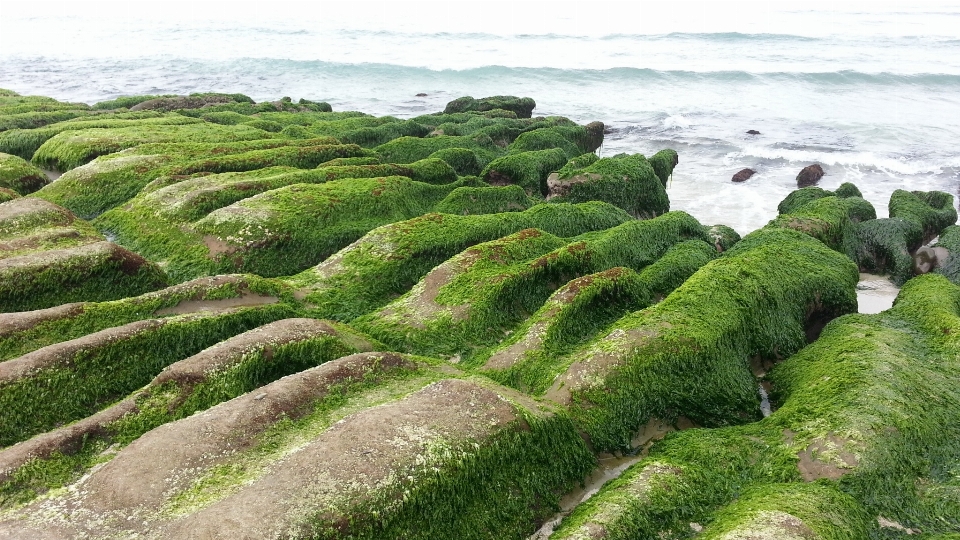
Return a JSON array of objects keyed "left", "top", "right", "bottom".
[{"left": 0, "top": 88, "right": 958, "bottom": 539}]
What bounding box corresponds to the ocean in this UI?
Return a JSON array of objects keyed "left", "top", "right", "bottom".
[{"left": 2, "top": 1, "right": 959, "bottom": 234}]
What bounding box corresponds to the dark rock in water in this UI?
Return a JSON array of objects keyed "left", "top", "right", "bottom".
[
  {"left": 416, "top": 93, "right": 428, "bottom": 97},
  {"left": 796, "top": 164, "right": 825, "bottom": 187},
  {"left": 746, "top": 130, "right": 761, "bottom": 135},
  {"left": 731, "top": 168, "right": 756, "bottom": 183}
]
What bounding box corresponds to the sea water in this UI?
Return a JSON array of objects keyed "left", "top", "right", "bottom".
[{"left": 1, "top": 1, "right": 959, "bottom": 234}]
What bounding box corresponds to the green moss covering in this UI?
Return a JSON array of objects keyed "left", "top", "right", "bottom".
[
  {"left": 427, "top": 147, "right": 481, "bottom": 176},
  {"left": 0, "top": 188, "right": 19, "bottom": 203},
  {"left": 889, "top": 189, "right": 958, "bottom": 243},
  {"left": 553, "top": 273, "right": 960, "bottom": 539},
  {"left": 200, "top": 110, "right": 255, "bottom": 125},
  {"left": 481, "top": 148, "right": 568, "bottom": 196},
  {"left": 0, "top": 241, "right": 169, "bottom": 313},
  {"left": 353, "top": 211, "right": 711, "bottom": 360},
  {"left": 443, "top": 95, "right": 537, "bottom": 118},
  {"left": 706, "top": 224, "right": 742, "bottom": 252},
  {"left": 32, "top": 121, "right": 278, "bottom": 171},
  {"left": 285, "top": 202, "right": 633, "bottom": 321},
  {"left": 697, "top": 483, "right": 874, "bottom": 539},
  {"left": 934, "top": 225, "right": 960, "bottom": 284},
  {"left": 480, "top": 239, "right": 718, "bottom": 394},
  {"left": 548, "top": 153, "right": 668, "bottom": 218},
  {"left": 0, "top": 302, "right": 296, "bottom": 447},
  {"left": 646, "top": 149, "right": 679, "bottom": 187},
  {"left": 315, "top": 158, "right": 458, "bottom": 185},
  {"left": 98, "top": 170, "right": 471, "bottom": 282},
  {"left": 851, "top": 218, "right": 920, "bottom": 285},
  {"left": 0, "top": 114, "right": 197, "bottom": 161},
  {"left": 0, "top": 274, "right": 289, "bottom": 361},
  {"left": 0, "top": 152, "right": 48, "bottom": 195},
  {"left": 432, "top": 185, "right": 533, "bottom": 215},
  {"left": 375, "top": 133, "right": 504, "bottom": 168},
  {"left": 777, "top": 183, "right": 865, "bottom": 215},
  {"left": 0, "top": 110, "right": 93, "bottom": 133},
  {"left": 34, "top": 138, "right": 355, "bottom": 217},
  {"left": 766, "top": 195, "right": 876, "bottom": 253},
  {"left": 317, "top": 156, "right": 381, "bottom": 167},
  {"left": 551, "top": 227, "right": 858, "bottom": 451},
  {"left": 509, "top": 124, "right": 604, "bottom": 158},
  {"left": 91, "top": 94, "right": 178, "bottom": 110}
]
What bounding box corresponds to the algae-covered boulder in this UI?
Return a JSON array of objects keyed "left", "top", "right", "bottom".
[
  {"left": 443, "top": 95, "right": 537, "bottom": 118},
  {"left": 32, "top": 121, "right": 278, "bottom": 171},
  {"left": 509, "top": 123, "right": 604, "bottom": 158},
  {"left": 0, "top": 198, "right": 168, "bottom": 312},
  {"left": 647, "top": 148, "right": 679, "bottom": 186},
  {"left": 0, "top": 152, "right": 47, "bottom": 195},
  {"left": 353, "top": 211, "right": 711, "bottom": 359},
  {"left": 0, "top": 113, "right": 197, "bottom": 161},
  {"left": 433, "top": 185, "right": 534, "bottom": 215},
  {"left": 481, "top": 148, "right": 568, "bottom": 196},
  {"left": 286, "top": 201, "right": 633, "bottom": 321},
  {"left": 128, "top": 93, "right": 254, "bottom": 112},
  {"left": 35, "top": 138, "right": 362, "bottom": 217},
  {"left": 544, "top": 227, "right": 858, "bottom": 451},
  {"left": 428, "top": 147, "right": 481, "bottom": 176},
  {"left": 551, "top": 273, "right": 960, "bottom": 539},
  {"left": 547, "top": 153, "right": 669, "bottom": 218}
]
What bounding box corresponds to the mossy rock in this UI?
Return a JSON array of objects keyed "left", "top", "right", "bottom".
[
  {"left": 353, "top": 211, "right": 711, "bottom": 360},
  {"left": 32, "top": 121, "right": 278, "bottom": 171},
  {"left": 34, "top": 138, "right": 358, "bottom": 217},
  {"left": 428, "top": 147, "right": 481, "bottom": 176},
  {"left": 0, "top": 188, "right": 19, "bottom": 203},
  {"left": 0, "top": 113, "right": 197, "bottom": 161},
  {"left": 510, "top": 123, "right": 604, "bottom": 158},
  {"left": 647, "top": 149, "right": 679, "bottom": 187},
  {"left": 92, "top": 94, "right": 179, "bottom": 110},
  {"left": 546, "top": 227, "right": 859, "bottom": 451},
  {"left": 766, "top": 195, "right": 876, "bottom": 253},
  {"left": 433, "top": 185, "right": 533, "bottom": 215},
  {"left": 481, "top": 148, "right": 568, "bottom": 196},
  {"left": 552, "top": 273, "right": 960, "bottom": 539},
  {"left": 548, "top": 153, "right": 669, "bottom": 218},
  {"left": 375, "top": 133, "right": 504, "bottom": 168},
  {"left": 889, "top": 189, "right": 957, "bottom": 244},
  {"left": 443, "top": 95, "right": 537, "bottom": 118},
  {"left": 0, "top": 153, "right": 48, "bottom": 195},
  {"left": 479, "top": 239, "right": 718, "bottom": 394},
  {"left": 286, "top": 201, "right": 634, "bottom": 321},
  {"left": 128, "top": 93, "right": 254, "bottom": 112}
]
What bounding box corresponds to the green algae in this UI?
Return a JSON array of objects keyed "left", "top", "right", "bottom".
[
  {"left": 0, "top": 241, "right": 169, "bottom": 313},
  {"left": 647, "top": 149, "right": 679, "bottom": 187},
  {"left": 0, "top": 274, "right": 288, "bottom": 361},
  {"left": 549, "top": 153, "right": 668, "bottom": 218},
  {"left": 35, "top": 138, "right": 356, "bottom": 217},
  {"left": 0, "top": 302, "right": 297, "bottom": 448},
  {"left": 443, "top": 95, "right": 537, "bottom": 118},
  {"left": 428, "top": 147, "right": 481, "bottom": 176},
  {"left": 889, "top": 189, "right": 958, "bottom": 243},
  {"left": 32, "top": 121, "right": 279, "bottom": 171},
  {"left": 552, "top": 273, "right": 960, "bottom": 539},
  {"left": 286, "top": 202, "right": 634, "bottom": 321},
  {"left": 375, "top": 133, "right": 504, "bottom": 167},
  {"left": 481, "top": 148, "right": 568, "bottom": 195},
  {"left": 0, "top": 153, "right": 48, "bottom": 195},
  {"left": 353, "top": 211, "right": 710, "bottom": 360},
  {"left": 554, "top": 227, "right": 859, "bottom": 452},
  {"left": 0, "top": 114, "right": 197, "bottom": 161},
  {"left": 433, "top": 185, "right": 534, "bottom": 215},
  {"left": 509, "top": 124, "right": 604, "bottom": 158},
  {"left": 777, "top": 182, "right": 863, "bottom": 215}
]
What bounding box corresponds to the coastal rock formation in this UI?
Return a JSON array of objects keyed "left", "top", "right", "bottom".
[
  {"left": 1, "top": 89, "right": 959, "bottom": 539},
  {"left": 795, "top": 163, "right": 825, "bottom": 187},
  {"left": 731, "top": 167, "right": 756, "bottom": 182}
]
